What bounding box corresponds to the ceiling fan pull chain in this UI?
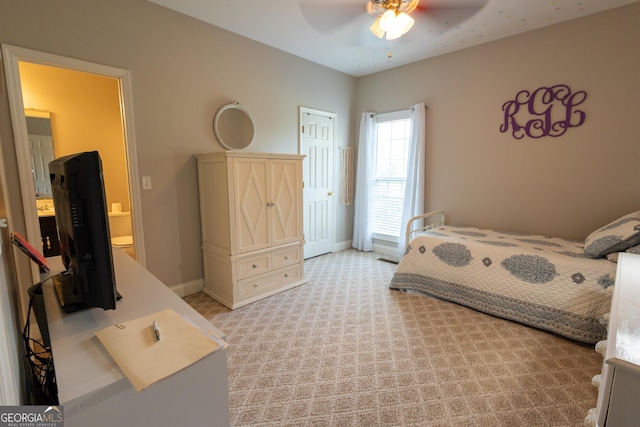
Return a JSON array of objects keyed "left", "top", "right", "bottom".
[{"left": 388, "top": 40, "right": 393, "bottom": 58}]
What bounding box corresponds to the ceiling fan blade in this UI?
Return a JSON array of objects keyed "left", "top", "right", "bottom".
[
  {"left": 300, "top": 0, "right": 370, "bottom": 34},
  {"left": 412, "top": 0, "right": 489, "bottom": 34},
  {"left": 299, "top": 0, "right": 489, "bottom": 48},
  {"left": 415, "top": 0, "right": 489, "bottom": 12}
]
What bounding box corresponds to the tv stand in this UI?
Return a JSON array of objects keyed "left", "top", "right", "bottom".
[
  {"left": 51, "top": 272, "right": 83, "bottom": 313},
  {"left": 43, "top": 250, "right": 230, "bottom": 426},
  {"left": 52, "top": 272, "right": 123, "bottom": 313}
]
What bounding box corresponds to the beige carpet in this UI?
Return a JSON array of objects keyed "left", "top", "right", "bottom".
[{"left": 184, "top": 249, "right": 601, "bottom": 426}]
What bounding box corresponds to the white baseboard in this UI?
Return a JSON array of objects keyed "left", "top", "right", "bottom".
[
  {"left": 170, "top": 278, "right": 204, "bottom": 297},
  {"left": 333, "top": 240, "right": 352, "bottom": 252},
  {"left": 334, "top": 239, "right": 399, "bottom": 259},
  {"left": 372, "top": 243, "right": 398, "bottom": 258}
]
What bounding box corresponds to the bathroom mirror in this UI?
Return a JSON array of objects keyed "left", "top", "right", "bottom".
[
  {"left": 25, "top": 110, "right": 55, "bottom": 199},
  {"left": 213, "top": 102, "right": 255, "bottom": 150}
]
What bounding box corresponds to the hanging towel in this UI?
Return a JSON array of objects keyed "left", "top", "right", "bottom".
[{"left": 339, "top": 147, "right": 354, "bottom": 206}]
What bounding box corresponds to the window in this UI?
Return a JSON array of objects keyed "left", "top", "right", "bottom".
[{"left": 371, "top": 111, "right": 411, "bottom": 240}]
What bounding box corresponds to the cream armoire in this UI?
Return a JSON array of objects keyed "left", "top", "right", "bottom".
[{"left": 196, "top": 151, "right": 307, "bottom": 309}]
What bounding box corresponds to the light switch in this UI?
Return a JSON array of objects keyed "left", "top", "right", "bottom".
[{"left": 142, "top": 176, "right": 152, "bottom": 190}]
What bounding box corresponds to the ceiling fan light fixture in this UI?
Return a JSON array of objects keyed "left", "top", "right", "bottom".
[
  {"left": 378, "top": 9, "right": 397, "bottom": 32},
  {"left": 400, "top": 0, "right": 420, "bottom": 14},
  {"left": 372, "top": 9, "right": 414, "bottom": 40},
  {"left": 369, "top": 17, "right": 385, "bottom": 38},
  {"left": 395, "top": 11, "right": 414, "bottom": 34},
  {"left": 385, "top": 27, "right": 403, "bottom": 41},
  {"left": 381, "top": 12, "right": 415, "bottom": 40}
]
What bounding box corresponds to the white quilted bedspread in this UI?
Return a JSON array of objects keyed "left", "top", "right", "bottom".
[{"left": 390, "top": 225, "right": 616, "bottom": 343}]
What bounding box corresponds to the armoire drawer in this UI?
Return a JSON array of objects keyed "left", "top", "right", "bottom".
[
  {"left": 237, "top": 253, "right": 271, "bottom": 279},
  {"left": 272, "top": 245, "right": 301, "bottom": 269},
  {"left": 238, "top": 265, "right": 301, "bottom": 299}
]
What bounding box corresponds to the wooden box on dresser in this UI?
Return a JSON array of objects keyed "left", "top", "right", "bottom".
[
  {"left": 586, "top": 253, "right": 640, "bottom": 426},
  {"left": 196, "top": 151, "right": 307, "bottom": 309}
]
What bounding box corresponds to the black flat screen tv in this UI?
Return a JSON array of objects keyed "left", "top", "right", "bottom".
[{"left": 49, "top": 151, "right": 119, "bottom": 313}]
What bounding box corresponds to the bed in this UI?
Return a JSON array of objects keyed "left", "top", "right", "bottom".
[{"left": 390, "top": 210, "right": 640, "bottom": 344}]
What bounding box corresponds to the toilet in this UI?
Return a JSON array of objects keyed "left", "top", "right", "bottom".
[
  {"left": 108, "top": 210, "right": 135, "bottom": 258},
  {"left": 111, "top": 235, "right": 134, "bottom": 258}
]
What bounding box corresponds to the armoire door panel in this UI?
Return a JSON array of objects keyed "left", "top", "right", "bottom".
[
  {"left": 234, "top": 158, "right": 269, "bottom": 253},
  {"left": 270, "top": 159, "right": 300, "bottom": 246}
]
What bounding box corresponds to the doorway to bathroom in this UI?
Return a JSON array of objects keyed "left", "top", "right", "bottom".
[
  {"left": 2, "top": 44, "right": 145, "bottom": 287},
  {"left": 22, "top": 62, "right": 137, "bottom": 260}
]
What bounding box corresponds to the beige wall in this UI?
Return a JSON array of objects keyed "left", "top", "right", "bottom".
[
  {"left": 357, "top": 3, "right": 640, "bottom": 240},
  {"left": 20, "top": 62, "right": 130, "bottom": 212},
  {"left": 0, "top": 0, "right": 356, "bottom": 289},
  {"left": 1, "top": 1, "right": 638, "bottom": 294}
]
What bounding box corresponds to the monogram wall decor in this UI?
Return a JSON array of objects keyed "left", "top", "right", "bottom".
[{"left": 500, "top": 84, "right": 587, "bottom": 139}]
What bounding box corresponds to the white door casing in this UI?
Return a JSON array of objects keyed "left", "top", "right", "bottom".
[
  {"left": 0, "top": 225, "right": 21, "bottom": 405},
  {"left": 300, "top": 108, "right": 335, "bottom": 259},
  {"left": 1, "top": 44, "right": 146, "bottom": 288}
]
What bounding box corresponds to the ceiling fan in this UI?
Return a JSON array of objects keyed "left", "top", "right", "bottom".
[
  {"left": 367, "top": 0, "right": 421, "bottom": 41},
  {"left": 300, "top": 0, "right": 488, "bottom": 55}
]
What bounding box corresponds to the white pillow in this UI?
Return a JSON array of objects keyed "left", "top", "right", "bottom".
[{"left": 584, "top": 211, "right": 640, "bottom": 258}]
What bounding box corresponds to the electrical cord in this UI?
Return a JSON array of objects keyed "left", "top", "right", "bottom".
[{"left": 22, "top": 276, "right": 59, "bottom": 405}]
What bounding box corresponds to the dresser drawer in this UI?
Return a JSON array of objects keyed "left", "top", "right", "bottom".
[
  {"left": 238, "top": 265, "right": 301, "bottom": 299},
  {"left": 237, "top": 253, "right": 271, "bottom": 279},
  {"left": 272, "top": 245, "right": 301, "bottom": 269}
]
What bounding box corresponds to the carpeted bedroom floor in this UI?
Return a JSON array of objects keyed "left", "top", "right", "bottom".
[{"left": 184, "top": 249, "right": 601, "bottom": 427}]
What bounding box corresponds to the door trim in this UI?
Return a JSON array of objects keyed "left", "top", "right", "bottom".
[
  {"left": 299, "top": 106, "right": 337, "bottom": 258},
  {"left": 1, "top": 44, "right": 146, "bottom": 281}
]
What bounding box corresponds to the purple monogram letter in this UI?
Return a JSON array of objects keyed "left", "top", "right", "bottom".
[{"left": 500, "top": 84, "right": 587, "bottom": 139}]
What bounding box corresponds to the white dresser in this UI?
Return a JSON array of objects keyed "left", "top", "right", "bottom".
[
  {"left": 196, "top": 151, "right": 307, "bottom": 309},
  {"left": 43, "top": 251, "right": 230, "bottom": 427},
  {"left": 587, "top": 253, "right": 640, "bottom": 426}
]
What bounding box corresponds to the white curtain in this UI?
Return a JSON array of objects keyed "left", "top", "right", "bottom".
[
  {"left": 396, "top": 102, "right": 426, "bottom": 257},
  {"left": 352, "top": 112, "right": 377, "bottom": 252}
]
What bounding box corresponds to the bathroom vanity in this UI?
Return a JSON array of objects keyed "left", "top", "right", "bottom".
[{"left": 37, "top": 199, "right": 59, "bottom": 257}]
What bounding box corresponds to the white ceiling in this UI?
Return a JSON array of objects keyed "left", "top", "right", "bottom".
[{"left": 148, "top": 0, "right": 638, "bottom": 77}]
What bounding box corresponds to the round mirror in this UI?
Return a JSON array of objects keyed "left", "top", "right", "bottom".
[{"left": 213, "top": 102, "right": 255, "bottom": 150}]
